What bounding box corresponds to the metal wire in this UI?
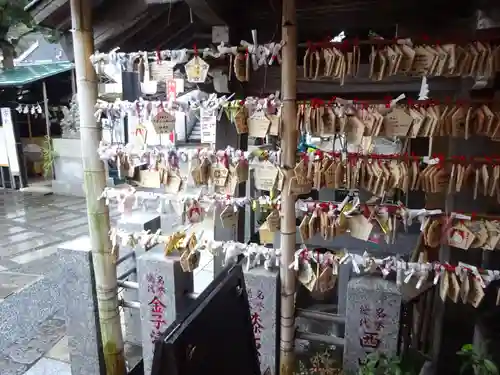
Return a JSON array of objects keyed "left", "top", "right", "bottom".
[
  {"left": 119, "top": 298, "right": 141, "bottom": 310},
  {"left": 117, "top": 280, "right": 139, "bottom": 290},
  {"left": 296, "top": 331, "right": 345, "bottom": 346}
]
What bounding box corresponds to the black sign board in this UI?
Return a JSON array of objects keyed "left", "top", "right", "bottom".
[{"left": 151, "top": 264, "right": 261, "bottom": 375}]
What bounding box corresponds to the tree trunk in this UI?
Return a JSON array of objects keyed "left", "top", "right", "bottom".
[
  {"left": 2, "top": 43, "right": 15, "bottom": 69},
  {"left": 279, "top": 0, "right": 298, "bottom": 374},
  {"left": 69, "top": 1, "right": 126, "bottom": 375}
]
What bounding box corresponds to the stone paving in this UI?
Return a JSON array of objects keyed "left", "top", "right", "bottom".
[{"left": 0, "top": 190, "right": 215, "bottom": 375}]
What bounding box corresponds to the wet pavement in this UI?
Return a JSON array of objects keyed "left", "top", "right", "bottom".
[
  {"left": 0, "top": 191, "right": 118, "bottom": 375},
  {"left": 0, "top": 189, "right": 217, "bottom": 375}
]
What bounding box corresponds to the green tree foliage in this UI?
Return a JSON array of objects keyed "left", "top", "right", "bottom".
[{"left": 0, "top": 0, "right": 60, "bottom": 68}]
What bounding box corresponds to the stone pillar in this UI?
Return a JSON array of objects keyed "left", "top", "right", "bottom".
[
  {"left": 214, "top": 105, "right": 247, "bottom": 275},
  {"left": 245, "top": 168, "right": 256, "bottom": 243},
  {"left": 244, "top": 266, "right": 279, "bottom": 375},
  {"left": 137, "top": 245, "right": 194, "bottom": 375},
  {"left": 117, "top": 212, "right": 161, "bottom": 346},
  {"left": 58, "top": 236, "right": 105, "bottom": 375},
  {"left": 213, "top": 205, "right": 238, "bottom": 275},
  {"left": 343, "top": 276, "right": 402, "bottom": 374}
]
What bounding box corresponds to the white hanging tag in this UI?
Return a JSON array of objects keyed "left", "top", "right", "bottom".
[
  {"left": 404, "top": 270, "right": 414, "bottom": 284},
  {"left": 433, "top": 267, "right": 441, "bottom": 285},
  {"left": 422, "top": 156, "right": 440, "bottom": 165},
  {"left": 416, "top": 273, "right": 426, "bottom": 289},
  {"left": 452, "top": 213, "right": 472, "bottom": 221},
  {"left": 351, "top": 257, "right": 360, "bottom": 274}
]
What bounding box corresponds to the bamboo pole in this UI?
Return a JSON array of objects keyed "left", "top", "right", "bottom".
[
  {"left": 280, "top": 0, "right": 298, "bottom": 373},
  {"left": 69, "top": 1, "right": 126, "bottom": 374}
]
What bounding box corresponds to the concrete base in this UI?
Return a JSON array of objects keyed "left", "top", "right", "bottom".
[
  {"left": 52, "top": 139, "right": 85, "bottom": 198},
  {"left": 52, "top": 179, "right": 85, "bottom": 197}
]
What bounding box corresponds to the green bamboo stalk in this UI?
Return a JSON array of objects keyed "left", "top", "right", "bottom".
[
  {"left": 280, "top": 0, "right": 298, "bottom": 373},
  {"left": 69, "top": 0, "right": 126, "bottom": 374}
]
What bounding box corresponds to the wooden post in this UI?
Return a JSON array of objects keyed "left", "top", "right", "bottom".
[
  {"left": 69, "top": 0, "right": 126, "bottom": 374},
  {"left": 42, "top": 80, "right": 54, "bottom": 181},
  {"left": 279, "top": 0, "right": 298, "bottom": 373}
]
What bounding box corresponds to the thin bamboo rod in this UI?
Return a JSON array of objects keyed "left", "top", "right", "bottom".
[
  {"left": 117, "top": 280, "right": 139, "bottom": 290},
  {"left": 296, "top": 98, "right": 499, "bottom": 105},
  {"left": 118, "top": 299, "right": 140, "bottom": 310},
  {"left": 301, "top": 151, "right": 500, "bottom": 165},
  {"left": 295, "top": 331, "right": 346, "bottom": 347},
  {"left": 295, "top": 308, "right": 346, "bottom": 324},
  {"left": 279, "top": 0, "right": 298, "bottom": 373},
  {"left": 298, "top": 32, "right": 500, "bottom": 48}
]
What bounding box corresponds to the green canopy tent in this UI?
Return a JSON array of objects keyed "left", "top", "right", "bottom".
[
  {"left": 0, "top": 61, "right": 73, "bottom": 87},
  {"left": 0, "top": 61, "right": 74, "bottom": 190}
]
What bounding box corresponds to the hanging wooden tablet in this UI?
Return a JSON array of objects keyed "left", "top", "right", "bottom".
[
  {"left": 211, "top": 165, "right": 229, "bottom": 187},
  {"left": 220, "top": 205, "right": 238, "bottom": 229},
  {"left": 185, "top": 56, "right": 209, "bottom": 83},
  {"left": 308, "top": 211, "right": 319, "bottom": 239},
  {"left": 460, "top": 272, "right": 470, "bottom": 304},
  {"left": 259, "top": 222, "right": 274, "bottom": 245},
  {"left": 233, "top": 107, "right": 248, "bottom": 134},
  {"left": 248, "top": 111, "right": 271, "bottom": 138},
  {"left": 234, "top": 52, "right": 247, "bottom": 82},
  {"left": 255, "top": 163, "right": 278, "bottom": 191},
  {"left": 348, "top": 214, "right": 373, "bottom": 242},
  {"left": 271, "top": 167, "right": 282, "bottom": 192},
  {"left": 266, "top": 209, "right": 281, "bottom": 232},
  {"left": 190, "top": 159, "right": 203, "bottom": 186},
  {"left": 447, "top": 271, "right": 460, "bottom": 303},
  {"left": 180, "top": 248, "right": 200, "bottom": 272},
  {"left": 234, "top": 160, "right": 249, "bottom": 183},
  {"left": 165, "top": 173, "right": 183, "bottom": 194},
  {"left": 289, "top": 176, "right": 312, "bottom": 195},
  {"left": 298, "top": 262, "right": 317, "bottom": 292},
  {"left": 385, "top": 107, "right": 413, "bottom": 136},
  {"left": 152, "top": 111, "right": 175, "bottom": 134},
  {"left": 299, "top": 215, "right": 310, "bottom": 242},
  {"left": 268, "top": 114, "right": 281, "bottom": 136},
  {"left": 139, "top": 170, "right": 161, "bottom": 188},
  {"left": 439, "top": 270, "right": 449, "bottom": 302},
  {"left": 317, "top": 266, "right": 337, "bottom": 293}
]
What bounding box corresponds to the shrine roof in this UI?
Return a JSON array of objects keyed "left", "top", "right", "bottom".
[{"left": 25, "top": 0, "right": 486, "bottom": 53}]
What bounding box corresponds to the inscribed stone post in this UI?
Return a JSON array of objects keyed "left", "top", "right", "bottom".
[
  {"left": 343, "top": 276, "right": 402, "bottom": 374},
  {"left": 137, "top": 245, "right": 194, "bottom": 375},
  {"left": 58, "top": 236, "right": 105, "bottom": 375},
  {"left": 117, "top": 212, "right": 161, "bottom": 345},
  {"left": 244, "top": 266, "right": 279, "bottom": 375}
]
